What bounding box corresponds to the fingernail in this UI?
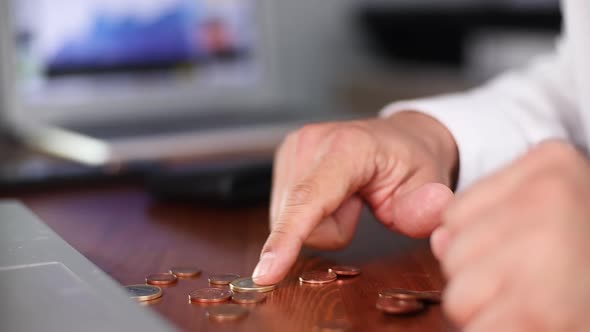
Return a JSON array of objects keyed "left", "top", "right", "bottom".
[{"left": 252, "top": 253, "right": 274, "bottom": 282}]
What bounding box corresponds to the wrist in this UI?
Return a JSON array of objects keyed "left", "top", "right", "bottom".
[{"left": 388, "top": 111, "right": 459, "bottom": 189}]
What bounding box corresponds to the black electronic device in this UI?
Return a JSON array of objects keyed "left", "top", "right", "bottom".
[
  {"left": 358, "top": 4, "right": 561, "bottom": 66},
  {"left": 147, "top": 159, "right": 273, "bottom": 207}
]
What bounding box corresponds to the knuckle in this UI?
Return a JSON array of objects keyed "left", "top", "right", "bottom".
[
  {"left": 327, "top": 124, "right": 372, "bottom": 147},
  {"left": 529, "top": 140, "right": 582, "bottom": 166},
  {"left": 286, "top": 181, "right": 316, "bottom": 208},
  {"left": 530, "top": 174, "right": 579, "bottom": 211},
  {"left": 269, "top": 224, "right": 291, "bottom": 243},
  {"left": 538, "top": 174, "right": 574, "bottom": 196},
  {"left": 295, "top": 123, "right": 327, "bottom": 146}
]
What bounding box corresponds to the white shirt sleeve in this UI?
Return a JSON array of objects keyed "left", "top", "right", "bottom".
[{"left": 380, "top": 40, "right": 581, "bottom": 190}]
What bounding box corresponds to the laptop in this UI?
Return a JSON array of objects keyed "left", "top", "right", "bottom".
[
  {"left": 0, "top": 200, "right": 176, "bottom": 332},
  {"left": 0, "top": 0, "right": 320, "bottom": 167}
]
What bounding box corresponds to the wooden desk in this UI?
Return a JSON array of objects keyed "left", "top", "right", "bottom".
[{"left": 2, "top": 184, "right": 455, "bottom": 331}]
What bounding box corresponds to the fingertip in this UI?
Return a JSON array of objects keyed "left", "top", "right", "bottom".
[
  {"left": 251, "top": 250, "right": 291, "bottom": 286},
  {"left": 252, "top": 274, "right": 278, "bottom": 286},
  {"left": 251, "top": 254, "right": 289, "bottom": 286},
  {"left": 252, "top": 237, "right": 300, "bottom": 286},
  {"left": 392, "top": 182, "right": 454, "bottom": 238}
]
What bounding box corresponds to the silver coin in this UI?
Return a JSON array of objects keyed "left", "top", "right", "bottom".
[{"left": 125, "top": 284, "right": 163, "bottom": 302}]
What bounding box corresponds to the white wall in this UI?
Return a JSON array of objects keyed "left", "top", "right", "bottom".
[
  {"left": 271, "top": 0, "right": 490, "bottom": 115},
  {"left": 271, "top": 0, "right": 560, "bottom": 116},
  {"left": 272, "top": 0, "right": 361, "bottom": 116}
]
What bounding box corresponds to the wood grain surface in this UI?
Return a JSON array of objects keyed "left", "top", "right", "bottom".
[{"left": 1, "top": 184, "right": 456, "bottom": 332}]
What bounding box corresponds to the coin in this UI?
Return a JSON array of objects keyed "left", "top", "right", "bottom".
[
  {"left": 139, "top": 297, "right": 163, "bottom": 306},
  {"left": 169, "top": 266, "right": 201, "bottom": 278},
  {"left": 230, "top": 277, "right": 276, "bottom": 293},
  {"left": 419, "top": 291, "right": 442, "bottom": 304},
  {"left": 299, "top": 271, "right": 337, "bottom": 284},
  {"left": 313, "top": 319, "right": 352, "bottom": 332},
  {"left": 206, "top": 304, "right": 249, "bottom": 322},
  {"left": 328, "top": 266, "right": 361, "bottom": 277},
  {"left": 125, "top": 284, "right": 163, "bottom": 302},
  {"left": 232, "top": 292, "right": 267, "bottom": 304},
  {"left": 376, "top": 297, "right": 425, "bottom": 315},
  {"left": 189, "top": 288, "right": 233, "bottom": 303},
  {"left": 379, "top": 288, "right": 442, "bottom": 303},
  {"left": 146, "top": 273, "right": 178, "bottom": 286},
  {"left": 208, "top": 273, "right": 241, "bottom": 285}
]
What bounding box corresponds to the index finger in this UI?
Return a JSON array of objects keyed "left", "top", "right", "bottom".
[{"left": 252, "top": 151, "right": 372, "bottom": 285}]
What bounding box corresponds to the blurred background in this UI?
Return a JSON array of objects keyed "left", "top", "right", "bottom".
[{"left": 0, "top": 0, "right": 561, "bottom": 204}]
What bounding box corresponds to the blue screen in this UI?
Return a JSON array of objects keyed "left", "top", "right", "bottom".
[{"left": 15, "top": 0, "right": 255, "bottom": 78}]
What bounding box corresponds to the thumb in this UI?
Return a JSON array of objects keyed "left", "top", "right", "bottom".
[{"left": 389, "top": 182, "right": 454, "bottom": 238}]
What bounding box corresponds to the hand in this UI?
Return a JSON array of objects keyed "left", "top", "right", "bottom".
[
  {"left": 433, "top": 141, "right": 590, "bottom": 332},
  {"left": 253, "top": 111, "right": 458, "bottom": 285}
]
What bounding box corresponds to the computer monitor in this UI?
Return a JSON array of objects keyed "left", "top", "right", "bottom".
[{"left": 0, "top": 0, "right": 280, "bottom": 129}]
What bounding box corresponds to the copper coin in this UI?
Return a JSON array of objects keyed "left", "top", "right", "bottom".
[
  {"left": 206, "top": 304, "right": 249, "bottom": 322},
  {"left": 376, "top": 297, "right": 424, "bottom": 315},
  {"left": 139, "top": 297, "right": 163, "bottom": 306},
  {"left": 209, "top": 273, "right": 241, "bottom": 285},
  {"left": 299, "top": 271, "right": 337, "bottom": 284},
  {"left": 232, "top": 292, "right": 267, "bottom": 304},
  {"left": 313, "top": 319, "right": 352, "bottom": 332},
  {"left": 146, "top": 273, "right": 178, "bottom": 285},
  {"left": 328, "top": 266, "right": 361, "bottom": 277},
  {"left": 169, "top": 266, "right": 201, "bottom": 278},
  {"left": 189, "top": 288, "right": 232, "bottom": 303},
  {"left": 379, "top": 288, "right": 442, "bottom": 303},
  {"left": 415, "top": 291, "right": 442, "bottom": 304}
]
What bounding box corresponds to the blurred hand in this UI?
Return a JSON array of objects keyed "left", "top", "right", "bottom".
[
  {"left": 433, "top": 141, "right": 590, "bottom": 332},
  {"left": 252, "top": 111, "right": 458, "bottom": 285}
]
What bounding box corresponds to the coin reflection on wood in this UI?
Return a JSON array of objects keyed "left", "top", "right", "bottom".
[
  {"left": 379, "top": 288, "right": 442, "bottom": 304},
  {"left": 206, "top": 304, "right": 249, "bottom": 322},
  {"left": 125, "top": 284, "right": 163, "bottom": 302},
  {"left": 232, "top": 292, "right": 267, "bottom": 304},
  {"left": 189, "top": 288, "right": 232, "bottom": 303},
  {"left": 230, "top": 277, "right": 276, "bottom": 293},
  {"left": 146, "top": 273, "right": 178, "bottom": 286},
  {"left": 328, "top": 266, "right": 361, "bottom": 277},
  {"left": 299, "top": 271, "right": 337, "bottom": 284},
  {"left": 169, "top": 266, "right": 201, "bottom": 278},
  {"left": 376, "top": 297, "right": 425, "bottom": 315},
  {"left": 208, "top": 273, "right": 241, "bottom": 285}
]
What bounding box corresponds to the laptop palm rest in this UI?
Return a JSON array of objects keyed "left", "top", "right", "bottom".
[
  {"left": 0, "top": 201, "right": 175, "bottom": 332},
  {"left": 0, "top": 262, "right": 126, "bottom": 332}
]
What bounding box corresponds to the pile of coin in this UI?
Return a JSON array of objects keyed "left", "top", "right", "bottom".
[
  {"left": 230, "top": 277, "right": 276, "bottom": 293},
  {"left": 125, "top": 264, "right": 442, "bottom": 323},
  {"left": 125, "top": 266, "right": 203, "bottom": 303},
  {"left": 192, "top": 276, "right": 275, "bottom": 321},
  {"left": 299, "top": 265, "right": 362, "bottom": 285},
  {"left": 124, "top": 267, "right": 277, "bottom": 322},
  {"left": 376, "top": 288, "right": 442, "bottom": 315}
]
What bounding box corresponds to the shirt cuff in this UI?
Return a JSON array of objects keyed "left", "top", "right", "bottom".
[{"left": 380, "top": 93, "right": 529, "bottom": 191}]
